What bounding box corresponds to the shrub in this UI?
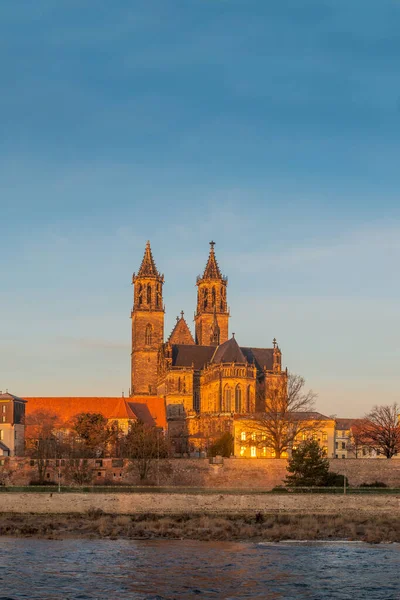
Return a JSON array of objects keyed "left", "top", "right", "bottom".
[{"left": 360, "top": 481, "right": 387, "bottom": 488}]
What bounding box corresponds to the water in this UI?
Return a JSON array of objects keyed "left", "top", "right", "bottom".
[{"left": 0, "top": 538, "right": 399, "bottom": 599}]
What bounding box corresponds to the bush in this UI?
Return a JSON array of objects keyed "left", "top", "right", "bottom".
[
  {"left": 360, "top": 481, "right": 387, "bottom": 488},
  {"left": 270, "top": 486, "right": 289, "bottom": 493},
  {"left": 325, "top": 473, "right": 349, "bottom": 487}
]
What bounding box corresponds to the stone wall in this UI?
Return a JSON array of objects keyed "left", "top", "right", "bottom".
[
  {"left": 3, "top": 457, "right": 400, "bottom": 488},
  {"left": 0, "top": 492, "right": 398, "bottom": 515}
]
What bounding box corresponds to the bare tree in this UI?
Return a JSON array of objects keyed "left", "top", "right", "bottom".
[
  {"left": 0, "top": 459, "right": 13, "bottom": 486},
  {"left": 358, "top": 404, "right": 400, "bottom": 459},
  {"left": 346, "top": 420, "right": 368, "bottom": 458},
  {"left": 25, "top": 409, "right": 62, "bottom": 483},
  {"left": 243, "top": 373, "right": 318, "bottom": 458},
  {"left": 123, "top": 422, "right": 169, "bottom": 481}
]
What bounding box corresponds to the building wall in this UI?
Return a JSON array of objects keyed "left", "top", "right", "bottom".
[{"left": 131, "top": 311, "right": 164, "bottom": 395}]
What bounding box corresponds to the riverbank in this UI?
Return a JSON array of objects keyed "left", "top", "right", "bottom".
[{"left": 0, "top": 512, "right": 399, "bottom": 543}]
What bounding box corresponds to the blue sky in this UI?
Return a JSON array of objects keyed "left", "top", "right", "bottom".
[{"left": 1, "top": 1, "right": 399, "bottom": 416}]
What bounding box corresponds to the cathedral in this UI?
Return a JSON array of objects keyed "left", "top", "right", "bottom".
[{"left": 131, "top": 241, "right": 288, "bottom": 451}]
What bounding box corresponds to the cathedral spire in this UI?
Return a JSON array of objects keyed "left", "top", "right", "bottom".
[
  {"left": 201, "top": 241, "right": 225, "bottom": 281},
  {"left": 135, "top": 241, "right": 161, "bottom": 279}
]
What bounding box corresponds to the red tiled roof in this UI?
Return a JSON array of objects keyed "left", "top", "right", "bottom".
[
  {"left": 24, "top": 396, "right": 167, "bottom": 429},
  {"left": 128, "top": 396, "right": 167, "bottom": 429},
  {"left": 24, "top": 397, "right": 137, "bottom": 424}
]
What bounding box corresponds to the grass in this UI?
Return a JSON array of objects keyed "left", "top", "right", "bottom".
[
  {"left": 0, "top": 511, "right": 399, "bottom": 543},
  {"left": 1, "top": 486, "right": 400, "bottom": 494}
]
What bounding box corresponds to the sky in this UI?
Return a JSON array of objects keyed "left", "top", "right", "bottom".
[{"left": 1, "top": 0, "right": 400, "bottom": 417}]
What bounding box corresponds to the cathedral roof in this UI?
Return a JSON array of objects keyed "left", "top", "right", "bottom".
[
  {"left": 198, "top": 241, "right": 226, "bottom": 281},
  {"left": 241, "top": 347, "right": 274, "bottom": 371},
  {"left": 172, "top": 345, "right": 215, "bottom": 369},
  {"left": 211, "top": 336, "right": 247, "bottom": 364},
  {"left": 171, "top": 339, "right": 276, "bottom": 372},
  {"left": 168, "top": 312, "right": 195, "bottom": 345},
  {"left": 136, "top": 241, "right": 161, "bottom": 278}
]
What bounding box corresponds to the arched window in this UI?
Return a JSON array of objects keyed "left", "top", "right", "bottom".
[
  {"left": 203, "top": 287, "right": 208, "bottom": 310},
  {"left": 156, "top": 283, "right": 161, "bottom": 308},
  {"left": 246, "top": 386, "right": 252, "bottom": 412},
  {"left": 212, "top": 287, "right": 216, "bottom": 307},
  {"left": 223, "top": 385, "right": 232, "bottom": 412},
  {"left": 138, "top": 284, "right": 143, "bottom": 306},
  {"left": 147, "top": 284, "right": 152, "bottom": 305},
  {"left": 145, "top": 324, "right": 152, "bottom": 345},
  {"left": 220, "top": 286, "right": 224, "bottom": 310},
  {"left": 235, "top": 385, "right": 242, "bottom": 413}
]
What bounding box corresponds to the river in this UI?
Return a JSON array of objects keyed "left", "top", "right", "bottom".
[{"left": 0, "top": 538, "right": 399, "bottom": 599}]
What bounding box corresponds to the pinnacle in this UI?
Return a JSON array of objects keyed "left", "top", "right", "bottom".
[
  {"left": 201, "top": 241, "right": 224, "bottom": 280},
  {"left": 137, "top": 241, "right": 160, "bottom": 278}
]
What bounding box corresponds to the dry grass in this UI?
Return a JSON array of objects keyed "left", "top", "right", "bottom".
[{"left": 0, "top": 512, "right": 399, "bottom": 543}]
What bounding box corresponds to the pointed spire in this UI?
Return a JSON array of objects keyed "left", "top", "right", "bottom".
[
  {"left": 136, "top": 241, "right": 161, "bottom": 279},
  {"left": 201, "top": 241, "right": 224, "bottom": 280}
]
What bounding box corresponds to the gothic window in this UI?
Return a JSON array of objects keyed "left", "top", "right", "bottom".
[
  {"left": 145, "top": 324, "right": 152, "bottom": 345},
  {"left": 235, "top": 384, "right": 242, "bottom": 413},
  {"left": 246, "top": 385, "right": 252, "bottom": 412},
  {"left": 212, "top": 286, "right": 216, "bottom": 307},
  {"left": 223, "top": 385, "right": 232, "bottom": 412},
  {"left": 156, "top": 283, "right": 161, "bottom": 308},
  {"left": 147, "top": 284, "right": 152, "bottom": 305},
  {"left": 138, "top": 284, "right": 143, "bottom": 306},
  {"left": 202, "top": 287, "right": 208, "bottom": 310}
]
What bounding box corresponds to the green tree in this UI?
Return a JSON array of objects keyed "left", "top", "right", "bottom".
[
  {"left": 208, "top": 432, "right": 234, "bottom": 458},
  {"left": 285, "top": 439, "right": 331, "bottom": 487}
]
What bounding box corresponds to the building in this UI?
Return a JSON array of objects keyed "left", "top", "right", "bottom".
[
  {"left": 131, "top": 241, "right": 288, "bottom": 451},
  {"left": 24, "top": 396, "right": 166, "bottom": 434},
  {"left": 233, "top": 412, "right": 336, "bottom": 459},
  {"left": 0, "top": 392, "right": 26, "bottom": 456}
]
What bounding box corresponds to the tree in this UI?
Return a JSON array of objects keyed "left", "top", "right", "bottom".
[
  {"left": 63, "top": 459, "right": 93, "bottom": 485},
  {"left": 0, "top": 459, "right": 13, "bottom": 486},
  {"left": 25, "top": 409, "right": 62, "bottom": 483},
  {"left": 123, "top": 422, "right": 169, "bottom": 481},
  {"left": 71, "top": 413, "right": 117, "bottom": 458},
  {"left": 246, "top": 373, "right": 318, "bottom": 458},
  {"left": 285, "top": 440, "right": 331, "bottom": 487},
  {"left": 347, "top": 420, "right": 368, "bottom": 458},
  {"left": 208, "top": 433, "right": 234, "bottom": 458},
  {"left": 358, "top": 404, "right": 400, "bottom": 459}
]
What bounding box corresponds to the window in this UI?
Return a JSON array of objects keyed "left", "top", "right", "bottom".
[
  {"left": 203, "top": 287, "right": 208, "bottom": 310},
  {"left": 2, "top": 406, "right": 5, "bottom": 413},
  {"left": 212, "top": 287, "right": 216, "bottom": 307},
  {"left": 240, "top": 446, "right": 246, "bottom": 456},
  {"left": 312, "top": 433, "right": 318, "bottom": 441},
  {"left": 281, "top": 451, "right": 288, "bottom": 458},
  {"left": 235, "top": 385, "right": 242, "bottom": 413},
  {"left": 322, "top": 432, "right": 328, "bottom": 442},
  {"left": 223, "top": 385, "right": 232, "bottom": 412},
  {"left": 246, "top": 386, "right": 251, "bottom": 412},
  {"left": 147, "top": 284, "right": 152, "bottom": 305},
  {"left": 335, "top": 442, "right": 338, "bottom": 449},
  {"left": 145, "top": 324, "right": 153, "bottom": 345},
  {"left": 341, "top": 454, "right": 345, "bottom": 459},
  {"left": 240, "top": 431, "right": 246, "bottom": 441},
  {"left": 251, "top": 432, "right": 256, "bottom": 441},
  {"left": 322, "top": 446, "right": 328, "bottom": 456},
  {"left": 250, "top": 446, "right": 257, "bottom": 458},
  {"left": 2, "top": 416, "right": 5, "bottom": 423},
  {"left": 138, "top": 284, "right": 143, "bottom": 306},
  {"left": 341, "top": 442, "right": 346, "bottom": 450},
  {"left": 302, "top": 432, "right": 308, "bottom": 441}
]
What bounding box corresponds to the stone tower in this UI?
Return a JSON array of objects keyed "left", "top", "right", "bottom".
[
  {"left": 131, "top": 241, "right": 164, "bottom": 395},
  {"left": 195, "top": 241, "right": 229, "bottom": 346}
]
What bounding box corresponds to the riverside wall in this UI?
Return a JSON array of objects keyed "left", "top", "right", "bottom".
[
  {"left": 0, "top": 492, "right": 399, "bottom": 515},
  {"left": 3, "top": 457, "right": 400, "bottom": 489}
]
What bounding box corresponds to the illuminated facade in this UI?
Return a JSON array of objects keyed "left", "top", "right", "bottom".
[{"left": 131, "top": 241, "right": 288, "bottom": 451}]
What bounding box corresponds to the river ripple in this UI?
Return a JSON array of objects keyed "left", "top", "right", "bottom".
[{"left": 0, "top": 538, "right": 399, "bottom": 599}]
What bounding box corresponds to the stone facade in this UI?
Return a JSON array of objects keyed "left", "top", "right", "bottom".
[{"left": 131, "top": 241, "right": 288, "bottom": 450}]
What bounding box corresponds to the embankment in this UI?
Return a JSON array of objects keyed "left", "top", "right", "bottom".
[{"left": 0, "top": 492, "right": 398, "bottom": 515}]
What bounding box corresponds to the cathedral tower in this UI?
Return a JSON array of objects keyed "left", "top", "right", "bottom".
[
  {"left": 195, "top": 241, "right": 229, "bottom": 346},
  {"left": 131, "top": 241, "right": 164, "bottom": 395}
]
